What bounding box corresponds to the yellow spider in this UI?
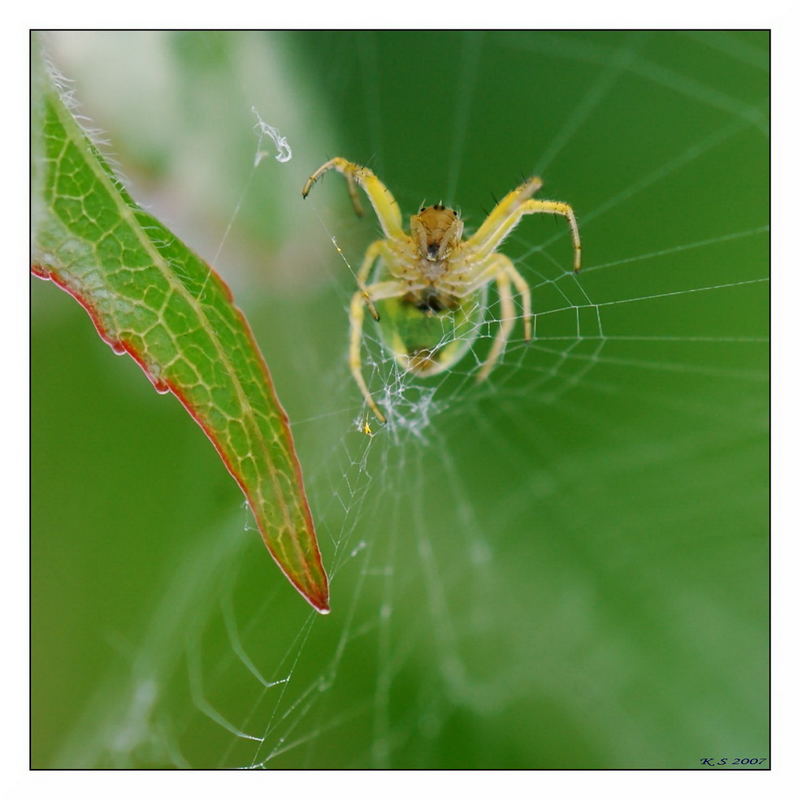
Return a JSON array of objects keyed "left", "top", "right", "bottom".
[{"left": 302, "top": 157, "right": 582, "bottom": 423}]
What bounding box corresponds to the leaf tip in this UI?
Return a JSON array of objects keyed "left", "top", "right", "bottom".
[{"left": 308, "top": 590, "right": 331, "bottom": 615}]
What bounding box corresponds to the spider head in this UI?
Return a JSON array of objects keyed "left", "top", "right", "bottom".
[{"left": 411, "top": 205, "right": 463, "bottom": 261}]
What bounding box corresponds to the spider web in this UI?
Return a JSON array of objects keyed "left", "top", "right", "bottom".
[{"left": 37, "top": 31, "right": 769, "bottom": 769}]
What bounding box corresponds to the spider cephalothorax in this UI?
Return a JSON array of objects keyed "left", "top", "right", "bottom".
[
  {"left": 411, "top": 205, "right": 464, "bottom": 263},
  {"left": 302, "top": 157, "right": 581, "bottom": 423}
]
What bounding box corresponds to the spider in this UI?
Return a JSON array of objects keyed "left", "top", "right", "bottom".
[{"left": 302, "top": 157, "right": 582, "bottom": 423}]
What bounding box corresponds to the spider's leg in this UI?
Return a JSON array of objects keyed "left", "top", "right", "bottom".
[
  {"left": 468, "top": 176, "right": 543, "bottom": 258},
  {"left": 356, "top": 240, "right": 390, "bottom": 321},
  {"left": 477, "top": 269, "right": 516, "bottom": 383},
  {"left": 453, "top": 252, "right": 531, "bottom": 341},
  {"left": 355, "top": 239, "right": 384, "bottom": 322},
  {"left": 350, "top": 291, "right": 385, "bottom": 423},
  {"left": 466, "top": 177, "right": 582, "bottom": 272},
  {"left": 349, "top": 280, "right": 407, "bottom": 423},
  {"left": 500, "top": 257, "right": 532, "bottom": 341},
  {"left": 302, "top": 157, "right": 405, "bottom": 239},
  {"left": 519, "top": 199, "right": 582, "bottom": 272},
  {"left": 357, "top": 240, "right": 387, "bottom": 284}
]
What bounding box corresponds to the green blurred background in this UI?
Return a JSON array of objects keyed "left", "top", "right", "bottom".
[{"left": 32, "top": 31, "right": 768, "bottom": 768}]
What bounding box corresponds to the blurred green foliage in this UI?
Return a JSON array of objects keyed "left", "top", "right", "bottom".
[{"left": 32, "top": 31, "right": 768, "bottom": 768}]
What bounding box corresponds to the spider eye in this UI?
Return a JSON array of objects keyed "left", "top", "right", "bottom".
[{"left": 419, "top": 205, "right": 426, "bottom": 213}]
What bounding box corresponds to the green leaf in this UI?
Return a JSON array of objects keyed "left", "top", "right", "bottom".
[{"left": 31, "top": 57, "right": 329, "bottom": 613}]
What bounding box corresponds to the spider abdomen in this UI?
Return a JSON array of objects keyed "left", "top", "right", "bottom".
[
  {"left": 406, "top": 286, "right": 456, "bottom": 314},
  {"left": 375, "top": 285, "right": 488, "bottom": 377}
]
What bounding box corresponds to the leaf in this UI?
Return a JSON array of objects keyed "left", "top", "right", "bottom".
[{"left": 31, "top": 57, "right": 329, "bottom": 613}]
